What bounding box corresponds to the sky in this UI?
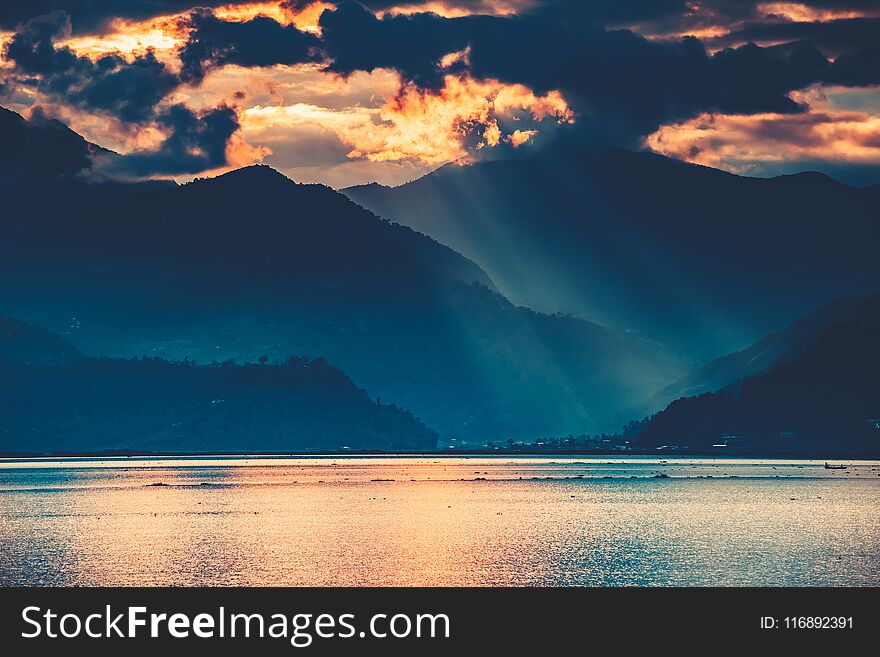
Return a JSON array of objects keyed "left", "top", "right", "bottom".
[{"left": 1, "top": 0, "right": 879, "bottom": 187}]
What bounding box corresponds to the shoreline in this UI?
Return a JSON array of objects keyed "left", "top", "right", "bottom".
[{"left": 2, "top": 450, "right": 878, "bottom": 460}]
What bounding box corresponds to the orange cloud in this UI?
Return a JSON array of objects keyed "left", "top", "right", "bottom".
[
  {"left": 2, "top": 5, "right": 571, "bottom": 184},
  {"left": 54, "top": 2, "right": 331, "bottom": 64},
  {"left": 646, "top": 107, "right": 880, "bottom": 175},
  {"left": 633, "top": 1, "right": 880, "bottom": 46},
  {"left": 369, "top": 75, "right": 572, "bottom": 163},
  {"left": 508, "top": 128, "right": 537, "bottom": 147},
  {"left": 757, "top": 2, "right": 880, "bottom": 22},
  {"left": 226, "top": 127, "right": 273, "bottom": 166},
  {"left": 382, "top": 1, "right": 532, "bottom": 18},
  {"left": 239, "top": 73, "right": 572, "bottom": 166},
  {"left": 214, "top": 1, "right": 333, "bottom": 33},
  {"left": 58, "top": 15, "right": 187, "bottom": 64}
]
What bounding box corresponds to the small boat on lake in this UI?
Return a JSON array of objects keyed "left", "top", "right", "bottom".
[{"left": 824, "top": 462, "right": 847, "bottom": 470}]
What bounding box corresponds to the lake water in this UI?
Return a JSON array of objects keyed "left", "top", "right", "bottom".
[{"left": 1, "top": 456, "right": 878, "bottom": 586}]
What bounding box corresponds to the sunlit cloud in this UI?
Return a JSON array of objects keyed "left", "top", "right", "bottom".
[
  {"left": 52, "top": 2, "right": 332, "bottom": 65},
  {"left": 632, "top": 1, "right": 880, "bottom": 46},
  {"left": 214, "top": 1, "right": 334, "bottom": 33},
  {"left": 508, "top": 128, "right": 537, "bottom": 147},
  {"left": 61, "top": 18, "right": 184, "bottom": 63},
  {"left": 645, "top": 86, "right": 880, "bottom": 179},
  {"left": 757, "top": 2, "right": 879, "bottom": 22},
  {"left": 382, "top": 1, "right": 531, "bottom": 18},
  {"left": 241, "top": 73, "right": 571, "bottom": 168},
  {"left": 4, "top": 0, "right": 879, "bottom": 185}
]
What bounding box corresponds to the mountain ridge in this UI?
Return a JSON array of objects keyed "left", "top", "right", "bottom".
[
  {"left": 644, "top": 291, "right": 880, "bottom": 411},
  {"left": 0, "top": 110, "right": 686, "bottom": 443},
  {"left": 630, "top": 292, "right": 880, "bottom": 454},
  {"left": 344, "top": 146, "right": 880, "bottom": 360}
]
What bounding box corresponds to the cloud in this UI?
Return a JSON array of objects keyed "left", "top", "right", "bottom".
[
  {"left": 715, "top": 16, "right": 880, "bottom": 54},
  {"left": 0, "top": 1, "right": 253, "bottom": 34},
  {"left": 319, "top": 1, "right": 475, "bottom": 88},
  {"left": 360, "top": 0, "right": 690, "bottom": 22},
  {"left": 3, "top": 1, "right": 880, "bottom": 180},
  {"left": 0, "top": 10, "right": 270, "bottom": 176},
  {"left": 2, "top": 11, "right": 179, "bottom": 122},
  {"left": 825, "top": 45, "right": 880, "bottom": 85},
  {"left": 241, "top": 74, "right": 570, "bottom": 165},
  {"left": 101, "top": 103, "right": 243, "bottom": 175},
  {"left": 317, "top": 2, "right": 832, "bottom": 146},
  {"left": 645, "top": 108, "right": 880, "bottom": 185},
  {"left": 178, "top": 8, "right": 322, "bottom": 83}
]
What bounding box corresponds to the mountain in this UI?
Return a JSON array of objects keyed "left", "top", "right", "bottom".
[
  {"left": 629, "top": 293, "right": 880, "bottom": 454},
  {"left": 0, "top": 353, "right": 438, "bottom": 454},
  {"left": 645, "top": 292, "right": 880, "bottom": 411},
  {"left": 0, "top": 316, "right": 82, "bottom": 365},
  {"left": 0, "top": 115, "right": 687, "bottom": 443},
  {"left": 0, "top": 106, "right": 110, "bottom": 184},
  {"left": 344, "top": 148, "right": 880, "bottom": 361}
]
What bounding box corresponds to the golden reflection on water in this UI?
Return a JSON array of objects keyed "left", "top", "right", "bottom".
[{"left": 1, "top": 457, "right": 878, "bottom": 586}]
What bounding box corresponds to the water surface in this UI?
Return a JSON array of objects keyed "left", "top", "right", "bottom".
[{"left": 1, "top": 456, "right": 878, "bottom": 586}]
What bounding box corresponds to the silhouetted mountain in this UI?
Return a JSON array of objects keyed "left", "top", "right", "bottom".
[
  {"left": 630, "top": 293, "right": 880, "bottom": 454},
  {"left": 0, "top": 316, "right": 82, "bottom": 365},
  {"left": 644, "top": 292, "right": 880, "bottom": 411},
  {"left": 0, "top": 106, "right": 110, "bottom": 184},
  {"left": 0, "top": 151, "right": 685, "bottom": 443},
  {"left": 344, "top": 148, "right": 880, "bottom": 360},
  {"left": 0, "top": 353, "right": 437, "bottom": 454}
]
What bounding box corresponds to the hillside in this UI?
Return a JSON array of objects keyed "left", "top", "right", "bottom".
[
  {"left": 0, "top": 354, "right": 437, "bottom": 454},
  {"left": 0, "top": 106, "right": 110, "bottom": 184},
  {"left": 0, "top": 316, "right": 82, "bottom": 365},
  {"left": 630, "top": 294, "right": 880, "bottom": 454},
  {"left": 345, "top": 148, "right": 880, "bottom": 360},
  {"left": 644, "top": 292, "right": 880, "bottom": 412},
  {"left": 0, "top": 110, "right": 686, "bottom": 442}
]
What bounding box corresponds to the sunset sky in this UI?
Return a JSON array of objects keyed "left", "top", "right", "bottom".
[{"left": 2, "top": 0, "right": 879, "bottom": 187}]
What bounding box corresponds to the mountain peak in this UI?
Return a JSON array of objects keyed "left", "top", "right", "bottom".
[
  {"left": 201, "top": 164, "right": 293, "bottom": 186},
  {"left": 765, "top": 170, "right": 850, "bottom": 190},
  {"left": 0, "top": 104, "right": 107, "bottom": 181}
]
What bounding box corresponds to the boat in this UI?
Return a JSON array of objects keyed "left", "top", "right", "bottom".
[{"left": 824, "top": 462, "right": 848, "bottom": 470}]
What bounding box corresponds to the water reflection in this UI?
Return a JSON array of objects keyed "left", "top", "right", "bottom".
[{"left": 1, "top": 457, "right": 878, "bottom": 586}]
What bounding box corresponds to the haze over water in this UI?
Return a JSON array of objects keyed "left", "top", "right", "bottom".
[{"left": 1, "top": 456, "right": 878, "bottom": 587}]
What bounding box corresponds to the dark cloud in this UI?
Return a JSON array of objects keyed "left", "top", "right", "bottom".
[
  {"left": 319, "top": 2, "right": 831, "bottom": 146},
  {"left": 0, "top": 1, "right": 690, "bottom": 33},
  {"left": 178, "top": 9, "right": 322, "bottom": 83},
  {"left": 355, "top": 0, "right": 691, "bottom": 23},
  {"left": 1, "top": 11, "right": 247, "bottom": 176},
  {"left": 319, "top": 2, "right": 475, "bottom": 87},
  {"left": 3, "top": 11, "right": 178, "bottom": 122},
  {"left": 105, "top": 103, "right": 240, "bottom": 176},
  {"left": 710, "top": 14, "right": 880, "bottom": 86},
  {"left": 0, "top": 1, "right": 252, "bottom": 34},
  {"left": 825, "top": 46, "right": 880, "bottom": 85},
  {"left": 3, "top": 1, "right": 879, "bottom": 176},
  {"left": 2, "top": 0, "right": 879, "bottom": 35},
  {"left": 315, "top": 0, "right": 880, "bottom": 26},
  {"left": 716, "top": 17, "right": 880, "bottom": 55}
]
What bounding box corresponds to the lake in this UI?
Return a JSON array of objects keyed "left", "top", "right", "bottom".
[{"left": 1, "top": 456, "right": 878, "bottom": 586}]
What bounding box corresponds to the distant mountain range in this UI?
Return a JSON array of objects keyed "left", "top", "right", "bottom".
[
  {"left": 644, "top": 291, "right": 880, "bottom": 411},
  {"left": 0, "top": 108, "right": 684, "bottom": 445},
  {"left": 0, "top": 317, "right": 436, "bottom": 453},
  {"left": 345, "top": 148, "right": 880, "bottom": 361},
  {"left": 2, "top": 105, "right": 877, "bottom": 455},
  {"left": 630, "top": 291, "right": 880, "bottom": 454}
]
